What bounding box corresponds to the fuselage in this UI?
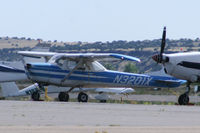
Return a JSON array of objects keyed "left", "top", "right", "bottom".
[
  {"left": 25, "top": 63, "right": 184, "bottom": 88},
  {"left": 163, "top": 52, "right": 200, "bottom": 82}
]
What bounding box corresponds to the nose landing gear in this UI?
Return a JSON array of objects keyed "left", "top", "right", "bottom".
[{"left": 178, "top": 82, "right": 190, "bottom": 105}]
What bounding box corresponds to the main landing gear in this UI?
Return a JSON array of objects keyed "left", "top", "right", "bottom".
[
  {"left": 178, "top": 82, "right": 190, "bottom": 105},
  {"left": 30, "top": 85, "right": 89, "bottom": 102},
  {"left": 58, "top": 86, "right": 89, "bottom": 102},
  {"left": 58, "top": 91, "right": 88, "bottom": 102}
]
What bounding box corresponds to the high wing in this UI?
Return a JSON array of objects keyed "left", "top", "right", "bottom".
[
  {"left": 57, "top": 53, "right": 141, "bottom": 62},
  {"left": 18, "top": 51, "right": 141, "bottom": 62}
]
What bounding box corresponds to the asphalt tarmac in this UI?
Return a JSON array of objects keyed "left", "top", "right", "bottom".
[{"left": 1, "top": 100, "right": 200, "bottom": 133}]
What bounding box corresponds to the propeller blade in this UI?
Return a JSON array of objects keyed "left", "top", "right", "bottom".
[
  {"left": 152, "top": 27, "right": 167, "bottom": 63},
  {"left": 160, "top": 27, "right": 166, "bottom": 55}
]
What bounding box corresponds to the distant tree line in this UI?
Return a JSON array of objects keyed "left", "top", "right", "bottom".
[{"left": 49, "top": 38, "right": 200, "bottom": 52}]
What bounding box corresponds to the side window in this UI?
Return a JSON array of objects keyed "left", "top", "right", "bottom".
[
  {"left": 67, "top": 60, "right": 77, "bottom": 70},
  {"left": 57, "top": 59, "right": 65, "bottom": 67},
  {"left": 77, "top": 63, "right": 87, "bottom": 71}
]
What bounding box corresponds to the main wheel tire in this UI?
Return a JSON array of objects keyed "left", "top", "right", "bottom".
[
  {"left": 78, "top": 92, "right": 88, "bottom": 102},
  {"left": 58, "top": 92, "right": 69, "bottom": 102},
  {"left": 31, "top": 91, "right": 40, "bottom": 101},
  {"left": 178, "top": 93, "right": 189, "bottom": 105}
]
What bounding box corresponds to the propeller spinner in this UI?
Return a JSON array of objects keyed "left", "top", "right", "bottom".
[{"left": 152, "top": 27, "right": 166, "bottom": 63}]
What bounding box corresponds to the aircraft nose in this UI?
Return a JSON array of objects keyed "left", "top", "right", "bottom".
[{"left": 152, "top": 54, "right": 159, "bottom": 62}]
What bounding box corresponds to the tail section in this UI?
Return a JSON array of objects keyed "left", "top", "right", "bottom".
[
  {"left": 0, "top": 46, "right": 50, "bottom": 83},
  {"left": 1, "top": 82, "right": 40, "bottom": 97},
  {"left": 0, "top": 64, "right": 27, "bottom": 82},
  {"left": 0, "top": 46, "right": 50, "bottom": 98},
  {"left": 1, "top": 82, "right": 20, "bottom": 97}
]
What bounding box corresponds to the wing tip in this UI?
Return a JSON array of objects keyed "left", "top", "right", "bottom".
[{"left": 110, "top": 54, "right": 141, "bottom": 62}]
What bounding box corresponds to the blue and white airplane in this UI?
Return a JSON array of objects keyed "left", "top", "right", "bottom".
[
  {"left": 17, "top": 51, "right": 186, "bottom": 102},
  {"left": 0, "top": 52, "right": 134, "bottom": 102}
]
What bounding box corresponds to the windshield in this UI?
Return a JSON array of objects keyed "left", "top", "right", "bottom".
[
  {"left": 90, "top": 61, "right": 106, "bottom": 71},
  {"left": 48, "top": 55, "right": 62, "bottom": 64}
]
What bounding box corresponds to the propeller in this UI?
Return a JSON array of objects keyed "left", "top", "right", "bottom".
[{"left": 152, "top": 27, "right": 166, "bottom": 63}]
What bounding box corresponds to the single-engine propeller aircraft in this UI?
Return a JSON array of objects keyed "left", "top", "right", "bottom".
[
  {"left": 17, "top": 51, "right": 186, "bottom": 102},
  {"left": 0, "top": 47, "right": 134, "bottom": 102},
  {"left": 152, "top": 27, "right": 200, "bottom": 105}
]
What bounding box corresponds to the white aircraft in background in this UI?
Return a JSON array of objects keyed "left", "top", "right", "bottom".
[
  {"left": 0, "top": 47, "right": 134, "bottom": 102},
  {"left": 152, "top": 27, "right": 200, "bottom": 105}
]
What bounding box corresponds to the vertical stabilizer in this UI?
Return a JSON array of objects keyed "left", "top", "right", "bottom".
[{"left": 1, "top": 82, "right": 19, "bottom": 97}]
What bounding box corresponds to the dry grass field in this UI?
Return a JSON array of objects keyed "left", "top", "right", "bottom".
[{"left": 0, "top": 38, "right": 38, "bottom": 49}]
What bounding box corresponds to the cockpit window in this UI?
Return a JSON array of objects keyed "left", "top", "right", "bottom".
[
  {"left": 66, "top": 60, "right": 77, "bottom": 70},
  {"left": 49, "top": 55, "right": 106, "bottom": 71},
  {"left": 57, "top": 58, "right": 77, "bottom": 70}
]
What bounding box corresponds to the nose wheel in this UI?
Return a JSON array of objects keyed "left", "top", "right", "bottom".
[{"left": 178, "top": 82, "right": 190, "bottom": 105}]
